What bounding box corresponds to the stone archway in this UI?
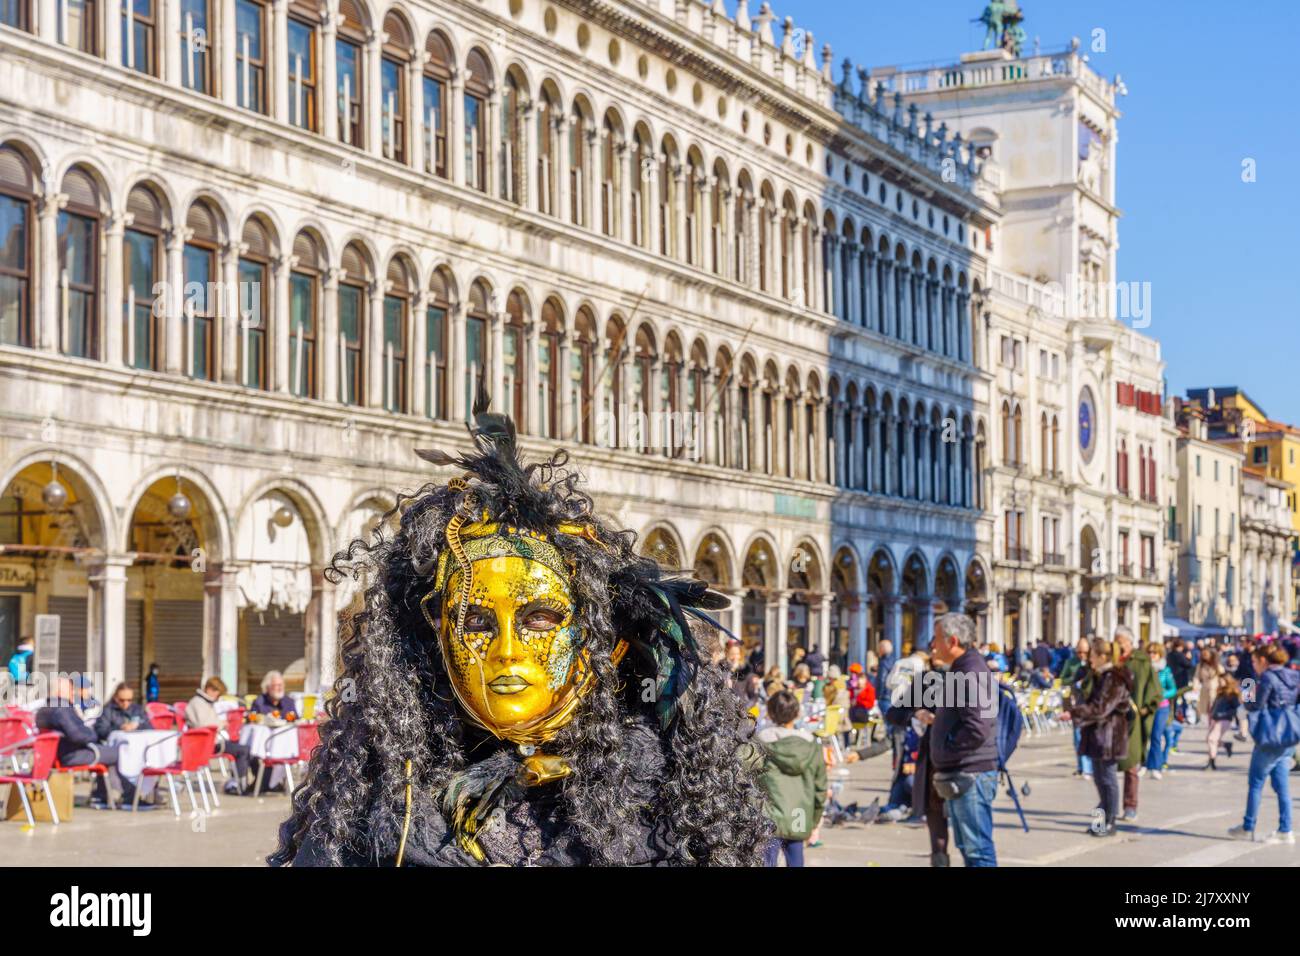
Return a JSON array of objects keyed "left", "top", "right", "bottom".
[{"left": 741, "top": 538, "right": 777, "bottom": 674}]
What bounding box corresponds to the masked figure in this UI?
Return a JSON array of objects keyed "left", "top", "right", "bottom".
[{"left": 269, "top": 388, "right": 770, "bottom": 866}]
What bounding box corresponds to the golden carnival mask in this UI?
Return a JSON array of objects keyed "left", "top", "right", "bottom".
[{"left": 420, "top": 487, "right": 619, "bottom": 747}]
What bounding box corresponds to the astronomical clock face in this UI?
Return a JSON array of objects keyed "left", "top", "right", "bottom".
[{"left": 1078, "top": 386, "right": 1097, "bottom": 464}]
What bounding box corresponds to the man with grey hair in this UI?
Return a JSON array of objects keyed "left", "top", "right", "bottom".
[{"left": 923, "top": 611, "right": 1000, "bottom": 867}]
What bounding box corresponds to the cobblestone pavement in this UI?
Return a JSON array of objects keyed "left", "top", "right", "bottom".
[{"left": 2, "top": 724, "right": 1298, "bottom": 866}]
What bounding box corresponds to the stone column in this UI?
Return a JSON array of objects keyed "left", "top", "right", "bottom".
[
  {"left": 219, "top": 0, "right": 237, "bottom": 106},
  {"left": 164, "top": 227, "right": 188, "bottom": 373},
  {"left": 410, "top": 288, "right": 427, "bottom": 416},
  {"left": 320, "top": 2, "right": 339, "bottom": 138},
  {"left": 104, "top": 0, "right": 122, "bottom": 65},
  {"left": 104, "top": 211, "right": 127, "bottom": 367},
  {"left": 447, "top": 300, "right": 465, "bottom": 420},
  {"left": 203, "top": 563, "right": 240, "bottom": 693},
  {"left": 321, "top": 267, "right": 340, "bottom": 402},
  {"left": 554, "top": 113, "right": 570, "bottom": 221},
  {"left": 220, "top": 240, "right": 243, "bottom": 383},
  {"left": 774, "top": 590, "right": 790, "bottom": 677},
  {"left": 861, "top": 249, "right": 875, "bottom": 331},
  {"left": 273, "top": 253, "right": 293, "bottom": 393},
  {"left": 272, "top": 0, "right": 289, "bottom": 122},
  {"left": 808, "top": 224, "right": 822, "bottom": 313},
  {"left": 818, "top": 593, "right": 832, "bottom": 661},
  {"left": 557, "top": 331, "right": 572, "bottom": 437},
  {"left": 312, "top": 571, "right": 338, "bottom": 692},
  {"left": 365, "top": 30, "right": 382, "bottom": 153},
  {"left": 613, "top": 140, "right": 629, "bottom": 243},
  {"left": 36, "top": 192, "right": 64, "bottom": 353},
  {"left": 490, "top": 308, "right": 506, "bottom": 415},
  {"left": 449, "top": 68, "right": 465, "bottom": 186},
  {"left": 745, "top": 195, "right": 759, "bottom": 290},
  {"left": 699, "top": 175, "right": 714, "bottom": 272},
  {"left": 87, "top": 556, "right": 131, "bottom": 693},
  {"left": 408, "top": 48, "right": 427, "bottom": 171},
  {"left": 486, "top": 87, "right": 501, "bottom": 198},
  {"left": 846, "top": 241, "right": 861, "bottom": 325},
  {"left": 672, "top": 165, "right": 687, "bottom": 261},
  {"left": 162, "top": 0, "right": 181, "bottom": 85},
  {"left": 720, "top": 186, "right": 734, "bottom": 280},
  {"left": 789, "top": 214, "right": 804, "bottom": 306},
  {"left": 522, "top": 100, "right": 538, "bottom": 209},
  {"left": 523, "top": 315, "right": 538, "bottom": 434},
  {"left": 366, "top": 279, "right": 383, "bottom": 407}
]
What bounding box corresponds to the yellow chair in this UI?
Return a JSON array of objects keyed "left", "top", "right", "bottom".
[
  {"left": 301, "top": 694, "right": 318, "bottom": 720},
  {"left": 815, "top": 705, "right": 847, "bottom": 765}
]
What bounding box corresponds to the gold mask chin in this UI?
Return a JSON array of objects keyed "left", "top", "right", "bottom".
[{"left": 424, "top": 554, "right": 588, "bottom": 745}]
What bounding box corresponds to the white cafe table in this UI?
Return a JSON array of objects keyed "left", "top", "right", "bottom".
[
  {"left": 240, "top": 722, "right": 301, "bottom": 791},
  {"left": 108, "top": 728, "right": 180, "bottom": 797}
]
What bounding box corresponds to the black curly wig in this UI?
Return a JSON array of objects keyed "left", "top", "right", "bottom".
[{"left": 267, "top": 396, "right": 771, "bottom": 866}]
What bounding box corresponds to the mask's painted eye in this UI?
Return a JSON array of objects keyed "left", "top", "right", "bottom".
[
  {"left": 464, "top": 608, "right": 495, "bottom": 632},
  {"left": 520, "top": 606, "right": 563, "bottom": 631}
]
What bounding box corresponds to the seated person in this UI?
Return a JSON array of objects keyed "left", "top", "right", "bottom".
[
  {"left": 849, "top": 681, "right": 877, "bottom": 726},
  {"left": 93, "top": 683, "right": 153, "bottom": 741},
  {"left": 72, "top": 674, "right": 101, "bottom": 718},
  {"left": 1029, "top": 666, "right": 1054, "bottom": 690},
  {"left": 36, "top": 677, "right": 131, "bottom": 808},
  {"left": 250, "top": 670, "right": 298, "bottom": 720},
  {"left": 186, "top": 676, "right": 253, "bottom": 795}
]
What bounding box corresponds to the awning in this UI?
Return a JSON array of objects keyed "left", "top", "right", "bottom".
[{"left": 1162, "top": 616, "right": 1213, "bottom": 639}]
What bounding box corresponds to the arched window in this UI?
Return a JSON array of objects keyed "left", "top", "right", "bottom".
[
  {"left": 235, "top": 0, "right": 268, "bottom": 113},
  {"left": 572, "top": 306, "right": 596, "bottom": 443},
  {"left": 603, "top": 318, "right": 626, "bottom": 448},
  {"left": 183, "top": 200, "right": 220, "bottom": 379},
  {"left": 538, "top": 297, "right": 562, "bottom": 437},
  {"left": 383, "top": 257, "right": 412, "bottom": 413},
  {"left": 758, "top": 184, "right": 773, "bottom": 293},
  {"left": 464, "top": 50, "right": 490, "bottom": 191},
  {"left": 286, "top": 0, "right": 319, "bottom": 130},
  {"left": 180, "top": 0, "right": 213, "bottom": 94},
  {"left": 1147, "top": 446, "right": 1156, "bottom": 502},
  {"left": 1117, "top": 438, "right": 1129, "bottom": 495},
  {"left": 422, "top": 31, "right": 452, "bottom": 178},
  {"left": 735, "top": 177, "right": 753, "bottom": 285},
  {"left": 425, "top": 269, "right": 451, "bottom": 418},
  {"left": 710, "top": 165, "right": 726, "bottom": 275},
  {"left": 0, "top": 146, "right": 35, "bottom": 348},
  {"left": 568, "top": 102, "right": 587, "bottom": 226},
  {"left": 465, "top": 280, "right": 490, "bottom": 413},
  {"left": 2, "top": 0, "right": 31, "bottom": 30},
  {"left": 1051, "top": 414, "right": 1060, "bottom": 475},
  {"left": 685, "top": 152, "right": 702, "bottom": 267},
  {"left": 122, "top": 0, "right": 158, "bottom": 76},
  {"left": 1138, "top": 445, "right": 1147, "bottom": 500},
  {"left": 500, "top": 69, "right": 525, "bottom": 204},
  {"left": 380, "top": 12, "right": 412, "bottom": 164},
  {"left": 58, "top": 168, "right": 102, "bottom": 360},
  {"left": 536, "top": 85, "right": 560, "bottom": 216},
  {"left": 337, "top": 242, "right": 369, "bottom": 405},
  {"left": 237, "top": 217, "right": 272, "bottom": 389},
  {"left": 335, "top": 0, "right": 366, "bottom": 147},
  {"left": 123, "top": 184, "right": 163, "bottom": 369},
  {"left": 288, "top": 231, "right": 320, "bottom": 397}
]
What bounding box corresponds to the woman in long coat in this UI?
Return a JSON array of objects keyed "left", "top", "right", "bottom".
[{"left": 1069, "top": 637, "right": 1134, "bottom": 837}]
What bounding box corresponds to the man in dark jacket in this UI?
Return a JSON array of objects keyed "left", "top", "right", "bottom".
[
  {"left": 35, "top": 677, "right": 132, "bottom": 808},
  {"left": 1031, "top": 641, "right": 1053, "bottom": 672},
  {"left": 923, "top": 612, "right": 999, "bottom": 867},
  {"left": 93, "top": 683, "right": 154, "bottom": 741},
  {"left": 803, "top": 646, "right": 826, "bottom": 678}
]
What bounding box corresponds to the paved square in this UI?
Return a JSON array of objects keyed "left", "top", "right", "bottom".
[{"left": 2, "top": 723, "right": 1297, "bottom": 867}]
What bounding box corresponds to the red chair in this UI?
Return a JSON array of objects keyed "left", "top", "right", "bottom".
[
  {"left": 132, "top": 727, "right": 219, "bottom": 816},
  {"left": 146, "top": 702, "right": 177, "bottom": 730},
  {"left": 1, "top": 717, "right": 30, "bottom": 774},
  {"left": 3, "top": 708, "right": 35, "bottom": 732},
  {"left": 172, "top": 701, "right": 188, "bottom": 727},
  {"left": 214, "top": 708, "right": 247, "bottom": 789},
  {"left": 0, "top": 732, "right": 62, "bottom": 826},
  {"left": 53, "top": 752, "right": 115, "bottom": 810},
  {"left": 252, "top": 723, "right": 315, "bottom": 797}
]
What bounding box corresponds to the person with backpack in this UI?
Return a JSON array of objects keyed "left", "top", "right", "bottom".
[
  {"left": 6, "top": 636, "right": 33, "bottom": 685},
  {"left": 1229, "top": 643, "right": 1298, "bottom": 844},
  {"left": 925, "top": 612, "right": 1000, "bottom": 868},
  {"left": 1068, "top": 637, "right": 1133, "bottom": 838},
  {"left": 754, "top": 690, "right": 827, "bottom": 867}
]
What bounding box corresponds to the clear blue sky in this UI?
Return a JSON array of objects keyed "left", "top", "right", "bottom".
[{"left": 782, "top": 0, "right": 1300, "bottom": 424}]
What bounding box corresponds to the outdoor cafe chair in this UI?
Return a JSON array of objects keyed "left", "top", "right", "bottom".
[{"left": 0, "top": 731, "right": 62, "bottom": 827}]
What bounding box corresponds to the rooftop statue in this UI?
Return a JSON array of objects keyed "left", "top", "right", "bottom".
[{"left": 975, "top": 0, "right": 1027, "bottom": 57}]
